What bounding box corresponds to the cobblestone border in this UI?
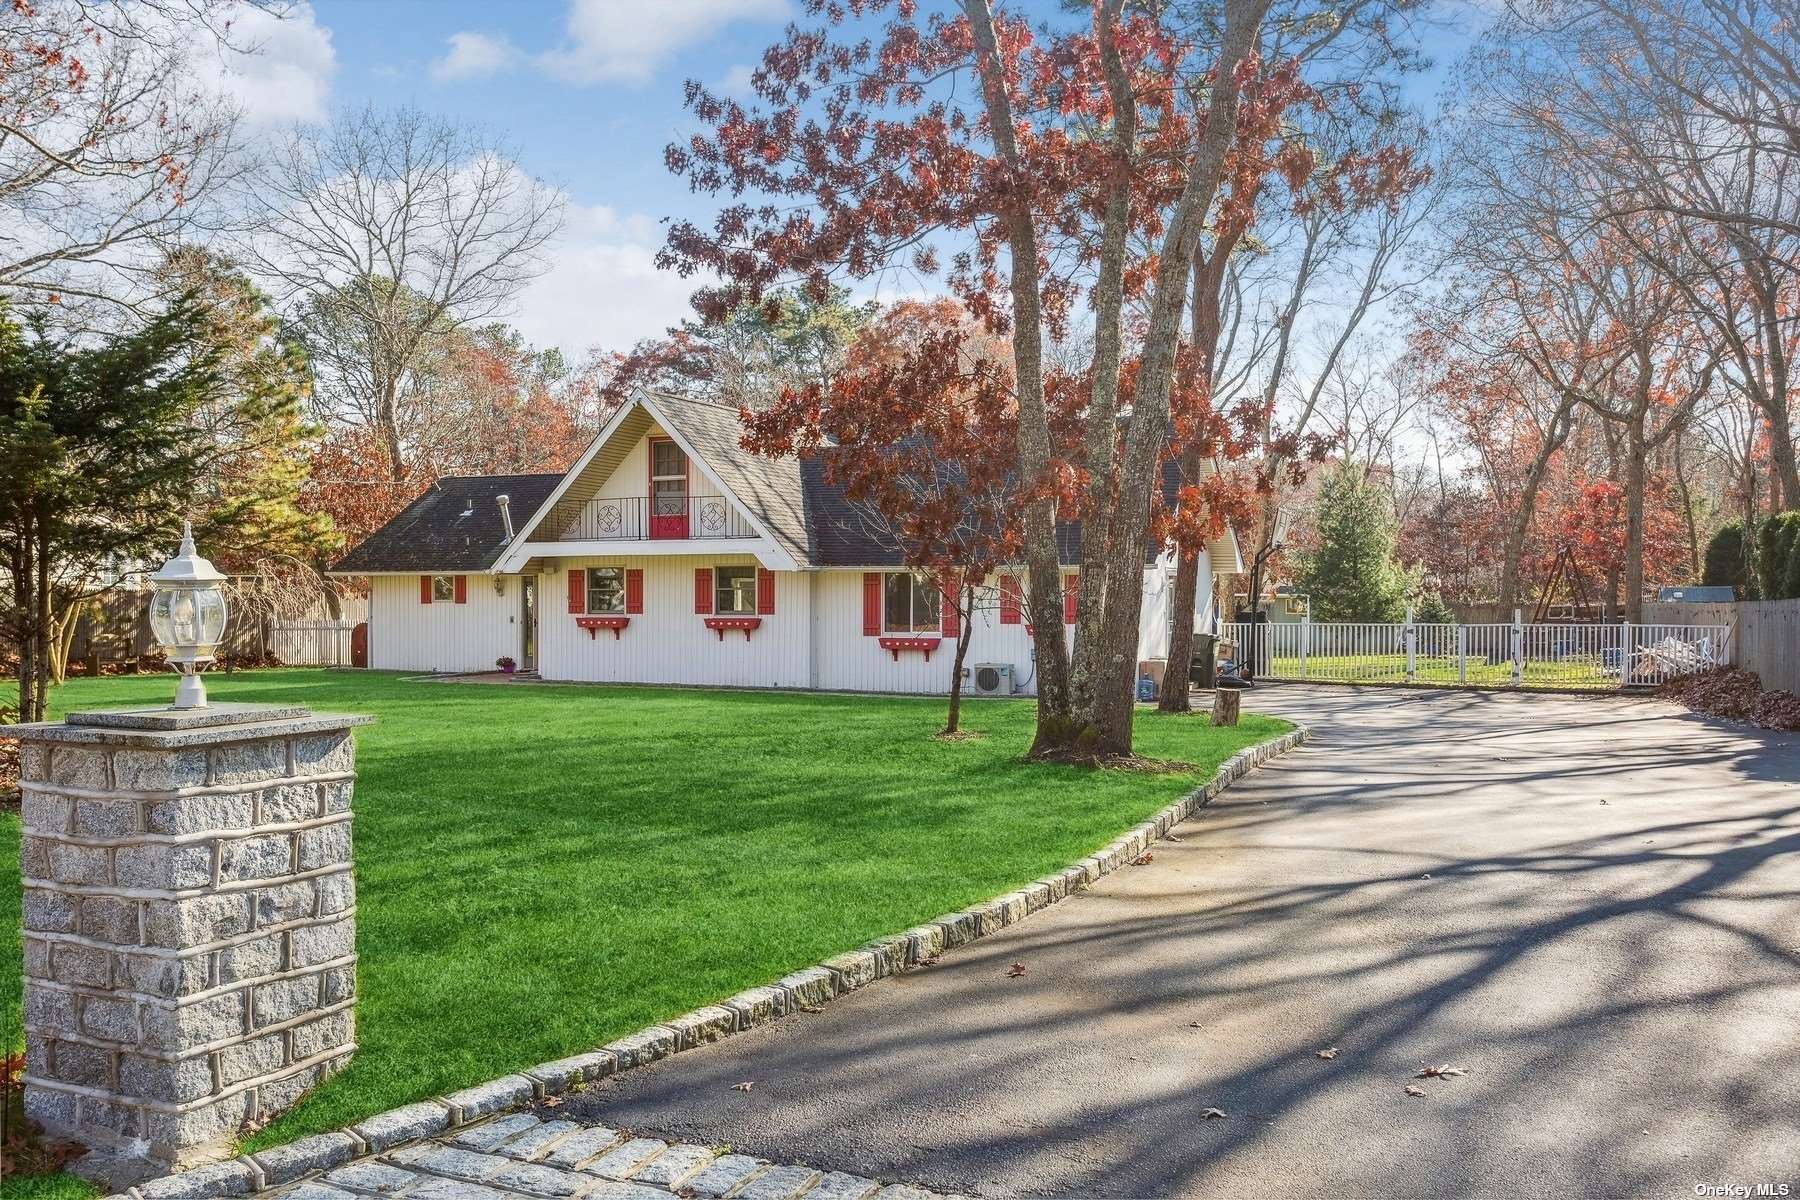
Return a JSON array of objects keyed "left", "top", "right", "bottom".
[{"left": 101, "top": 723, "right": 1306, "bottom": 1199}]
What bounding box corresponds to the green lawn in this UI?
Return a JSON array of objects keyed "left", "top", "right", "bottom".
[
  {"left": 5, "top": 669, "right": 1286, "bottom": 1174},
  {"left": 1263, "top": 654, "right": 1615, "bottom": 689}
]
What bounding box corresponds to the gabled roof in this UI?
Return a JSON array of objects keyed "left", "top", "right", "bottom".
[
  {"left": 333, "top": 390, "right": 1243, "bottom": 575},
  {"left": 652, "top": 393, "right": 813, "bottom": 565},
  {"left": 330, "top": 473, "right": 561, "bottom": 574}
]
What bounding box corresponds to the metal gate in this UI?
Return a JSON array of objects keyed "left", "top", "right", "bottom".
[{"left": 1220, "top": 615, "right": 1730, "bottom": 691}]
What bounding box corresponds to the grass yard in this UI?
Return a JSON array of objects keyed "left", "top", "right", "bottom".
[
  {"left": 4, "top": 669, "right": 1288, "bottom": 1179},
  {"left": 1262, "top": 653, "right": 1616, "bottom": 689}
]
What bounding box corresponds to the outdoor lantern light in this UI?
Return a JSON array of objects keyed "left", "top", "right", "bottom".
[{"left": 149, "top": 521, "right": 228, "bottom": 709}]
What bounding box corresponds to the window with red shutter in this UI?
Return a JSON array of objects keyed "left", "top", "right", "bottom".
[
  {"left": 625, "top": 568, "right": 644, "bottom": 614},
  {"left": 453, "top": 575, "right": 467, "bottom": 604},
  {"left": 999, "top": 574, "right": 1021, "bottom": 624},
  {"left": 939, "top": 570, "right": 959, "bottom": 638},
  {"left": 694, "top": 567, "right": 713, "bottom": 614},
  {"left": 1063, "top": 572, "right": 1078, "bottom": 624},
  {"left": 756, "top": 567, "right": 776, "bottom": 615},
  {"left": 567, "top": 568, "right": 585, "bottom": 614},
  {"left": 861, "top": 573, "right": 881, "bottom": 636},
  {"left": 420, "top": 575, "right": 433, "bottom": 605}
]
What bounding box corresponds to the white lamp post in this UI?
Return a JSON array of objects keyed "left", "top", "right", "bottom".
[{"left": 148, "top": 522, "right": 228, "bottom": 709}]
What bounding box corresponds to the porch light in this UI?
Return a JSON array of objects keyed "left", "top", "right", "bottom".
[{"left": 148, "top": 522, "right": 228, "bottom": 709}]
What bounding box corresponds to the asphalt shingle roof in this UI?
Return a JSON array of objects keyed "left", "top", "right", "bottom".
[
  {"left": 330, "top": 473, "right": 562, "bottom": 574},
  {"left": 332, "top": 394, "right": 1191, "bottom": 573}
]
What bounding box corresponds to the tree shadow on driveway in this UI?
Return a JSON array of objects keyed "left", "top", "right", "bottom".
[{"left": 562, "top": 688, "right": 1800, "bottom": 1198}]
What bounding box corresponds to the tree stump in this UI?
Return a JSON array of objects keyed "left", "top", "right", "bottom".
[{"left": 1211, "top": 688, "right": 1241, "bottom": 727}]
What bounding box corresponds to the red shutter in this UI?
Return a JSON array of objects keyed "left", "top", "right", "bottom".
[
  {"left": 420, "top": 575, "right": 433, "bottom": 605},
  {"left": 694, "top": 568, "right": 713, "bottom": 615},
  {"left": 756, "top": 567, "right": 776, "bottom": 615},
  {"left": 939, "top": 570, "right": 959, "bottom": 638},
  {"left": 626, "top": 569, "right": 644, "bottom": 614},
  {"left": 862, "top": 572, "right": 881, "bottom": 636},
  {"left": 453, "top": 574, "right": 467, "bottom": 604},
  {"left": 567, "top": 568, "right": 585, "bottom": 614},
  {"left": 999, "top": 574, "right": 1021, "bottom": 624},
  {"left": 1063, "top": 571, "right": 1078, "bottom": 624}
]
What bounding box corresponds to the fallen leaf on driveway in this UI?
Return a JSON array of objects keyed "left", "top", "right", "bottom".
[
  {"left": 731, "top": 1081, "right": 755, "bottom": 1092},
  {"left": 1416, "top": 1064, "right": 1467, "bottom": 1079},
  {"left": 1316, "top": 1047, "right": 1340, "bottom": 1060},
  {"left": 1404, "top": 1086, "right": 1426, "bottom": 1097},
  {"left": 1200, "top": 1108, "right": 1228, "bottom": 1120},
  {"left": 1188, "top": 1021, "right": 1205, "bottom": 1029},
  {"left": 1132, "top": 852, "right": 1155, "bottom": 865},
  {"left": 1007, "top": 962, "right": 1027, "bottom": 977},
  {"left": 1419, "top": 873, "right": 1432, "bottom": 880}
]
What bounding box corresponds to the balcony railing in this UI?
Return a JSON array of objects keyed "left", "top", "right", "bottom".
[{"left": 540, "top": 496, "right": 756, "bottom": 541}]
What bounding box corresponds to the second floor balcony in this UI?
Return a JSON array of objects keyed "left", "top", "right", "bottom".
[{"left": 541, "top": 495, "right": 757, "bottom": 542}]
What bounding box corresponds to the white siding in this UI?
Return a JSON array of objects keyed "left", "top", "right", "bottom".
[
  {"left": 1137, "top": 552, "right": 1219, "bottom": 662},
  {"left": 539, "top": 554, "right": 811, "bottom": 689},
  {"left": 364, "top": 558, "right": 1216, "bottom": 693},
  {"left": 811, "top": 569, "right": 1093, "bottom": 696},
  {"left": 368, "top": 574, "right": 521, "bottom": 673}
]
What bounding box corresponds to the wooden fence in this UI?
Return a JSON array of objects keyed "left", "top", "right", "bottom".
[
  {"left": 1734, "top": 600, "right": 1800, "bottom": 694},
  {"left": 268, "top": 619, "right": 359, "bottom": 667}
]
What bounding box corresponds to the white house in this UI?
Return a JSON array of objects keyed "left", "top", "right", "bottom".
[{"left": 330, "top": 391, "right": 1242, "bottom": 696}]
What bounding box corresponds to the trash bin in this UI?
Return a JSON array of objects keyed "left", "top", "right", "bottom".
[{"left": 1190, "top": 632, "right": 1219, "bottom": 689}]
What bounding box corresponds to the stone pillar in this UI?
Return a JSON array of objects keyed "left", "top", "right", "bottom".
[{"left": 9, "top": 703, "right": 374, "bottom": 1177}]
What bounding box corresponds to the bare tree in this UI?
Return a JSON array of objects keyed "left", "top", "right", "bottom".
[
  {"left": 1495, "top": 0, "right": 1800, "bottom": 505},
  {"left": 0, "top": 0, "right": 268, "bottom": 313},
  {"left": 244, "top": 105, "right": 564, "bottom": 478}
]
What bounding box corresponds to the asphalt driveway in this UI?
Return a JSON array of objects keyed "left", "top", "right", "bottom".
[{"left": 564, "top": 687, "right": 1800, "bottom": 1198}]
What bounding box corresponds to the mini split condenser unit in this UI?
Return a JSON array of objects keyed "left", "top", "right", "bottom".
[{"left": 970, "top": 662, "right": 1016, "bottom": 696}]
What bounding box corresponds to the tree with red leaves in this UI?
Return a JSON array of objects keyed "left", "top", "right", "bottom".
[
  {"left": 744, "top": 297, "right": 1017, "bottom": 733},
  {"left": 663, "top": 0, "right": 1425, "bottom": 759}
]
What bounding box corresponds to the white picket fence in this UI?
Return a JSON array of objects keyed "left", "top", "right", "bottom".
[
  {"left": 1221, "top": 613, "right": 1731, "bottom": 691},
  {"left": 268, "top": 619, "right": 358, "bottom": 667}
]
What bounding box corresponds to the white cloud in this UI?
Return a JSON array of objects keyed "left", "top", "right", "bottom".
[
  {"left": 510, "top": 203, "right": 699, "bottom": 357},
  {"left": 539, "top": 0, "right": 790, "bottom": 87},
  {"left": 717, "top": 64, "right": 756, "bottom": 97},
  {"left": 431, "top": 31, "right": 523, "bottom": 83},
  {"left": 199, "top": 1, "right": 337, "bottom": 126}
]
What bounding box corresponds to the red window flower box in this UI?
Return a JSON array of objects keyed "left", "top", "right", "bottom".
[
  {"left": 575, "top": 615, "right": 631, "bottom": 640},
  {"left": 879, "top": 635, "right": 942, "bottom": 662},
  {"left": 704, "top": 615, "right": 762, "bottom": 642}
]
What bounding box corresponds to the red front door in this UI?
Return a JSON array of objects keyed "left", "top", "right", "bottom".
[{"left": 649, "top": 438, "right": 689, "bottom": 539}]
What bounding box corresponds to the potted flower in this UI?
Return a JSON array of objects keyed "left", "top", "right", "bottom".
[{"left": 496, "top": 656, "right": 517, "bottom": 674}]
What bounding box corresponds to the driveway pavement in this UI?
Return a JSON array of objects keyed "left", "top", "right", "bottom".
[{"left": 560, "top": 687, "right": 1800, "bottom": 1198}]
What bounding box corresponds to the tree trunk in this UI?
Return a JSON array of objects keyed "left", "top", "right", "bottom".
[
  {"left": 1069, "top": 0, "right": 1135, "bottom": 719},
  {"left": 1767, "top": 416, "right": 1800, "bottom": 511},
  {"left": 961, "top": 0, "right": 1072, "bottom": 748},
  {"left": 13, "top": 531, "right": 33, "bottom": 722},
  {"left": 1624, "top": 422, "right": 1647, "bottom": 623},
  {"left": 943, "top": 585, "right": 975, "bottom": 735},
  {"left": 34, "top": 521, "right": 52, "bottom": 721},
  {"left": 1210, "top": 687, "right": 1240, "bottom": 727},
  {"left": 1161, "top": 248, "right": 1234, "bottom": 715},
  {"left": 380, "top": 375, "right": 406, "bottom": 481},
  {"left": 1072, "top": 0, "right": 1267, "bottom": 759}
]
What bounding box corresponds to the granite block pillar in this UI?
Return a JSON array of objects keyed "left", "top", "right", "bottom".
[{"left": 8, "top": 703, "right": 374, "bottom": 1176}]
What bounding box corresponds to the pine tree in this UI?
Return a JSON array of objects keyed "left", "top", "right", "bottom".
[
  {"left": 1294, "top": 463, "right": 1410, "bottom": 623},
  {"left": 0, "top": 303, "right": 225, "bottom": 720}
]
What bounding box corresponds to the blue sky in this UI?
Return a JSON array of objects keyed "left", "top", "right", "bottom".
[{"left": 225, "top": 1, "right": 1487, "bottom": 362}]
